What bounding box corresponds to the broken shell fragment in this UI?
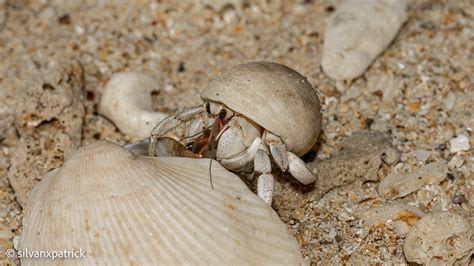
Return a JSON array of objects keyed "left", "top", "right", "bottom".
[
  {"left": 378, "top": 161, "right": 448, "bottom": 199},
  {"left": 321, "top": 0, "right": 407, "bottom": 80},
  {"left": 99, "top": 72, "right": 168, "bottom": 138},
  {"left": 404, "top": 211, "right": 473, "bottom": 265},
  {"left": 20, "top": 141, "right": 303, "bottom": 265}
]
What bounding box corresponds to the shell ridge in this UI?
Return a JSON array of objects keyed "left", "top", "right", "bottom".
[
  {"left": 142, "top": 162, "right": 228, "bottom": 263},
  {"left": 159, "top": 160, "right": 282, "bottom": 221},
  {"left": 147, "top": 164, "right": 238, "bottom": 263},
  {"left": 155, "top": 161, "right": 293, "bottom": 261},
  {"left": 82, "top": 154, "right": 142, "bottom": 264}
]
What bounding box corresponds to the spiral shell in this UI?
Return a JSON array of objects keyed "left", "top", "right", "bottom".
[
  {"left": 201, "top": 61, "right": 322, "bottom": 156},
  {"left": 20, "top": 141, "right": 303, "bottom": 265},
  {"left": 99, "top": 72, "right": 168, "bottom": 138}
]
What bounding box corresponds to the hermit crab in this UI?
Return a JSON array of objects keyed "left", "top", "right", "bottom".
[{"left": 140, "top": 61, "right": 323, "bottom": 204}]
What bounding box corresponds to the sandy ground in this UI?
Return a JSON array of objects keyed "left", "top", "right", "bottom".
[{"left": 0, "top": 0, "right": 473, "bottom": 264}]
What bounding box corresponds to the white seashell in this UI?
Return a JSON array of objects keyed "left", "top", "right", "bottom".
[
  {"left": 201, "top": 61, "right": 322, "bottom": 156},
  {"left": 20, "top": 141, "right": 303, "bottom": 265},
  {"left": 99, "top": 72, "right": 168, "bottom": 138},
  {"left": 321, "top": 0, "right": 407, "bottom": 80}
]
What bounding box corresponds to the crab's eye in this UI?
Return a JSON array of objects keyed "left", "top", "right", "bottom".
[
  {"left": 205, "top": 102, "right": 211, "bottom": 114},
  {"left": 219, "top": 109, "right": 227, "bottom": 119}
]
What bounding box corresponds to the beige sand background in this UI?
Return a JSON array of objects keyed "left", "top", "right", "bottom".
[{"left": 0, "top": 0, "right": 472, "bottom": 264}]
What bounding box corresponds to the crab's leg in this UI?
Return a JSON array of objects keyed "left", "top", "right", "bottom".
[
  {"left": 253, "top": 144, "right": 274, "bottom": 205},
  {"left": 263, "top": 131, "right": 289, "bottom": 171},
  {"left": 149, "top": 106, "right": 205, "bottom": 156},
  {"left": 264, "top": 131, "right": 316, "bottom": 185},
  {"left": 287, "top": 151, "right": 316, "bottom": 185},
  {"left": 124, "top": 138, "right": 149, "bottom": 156},
  {"left": 125, "top": 137, "right": 197, "bottom": 158}
]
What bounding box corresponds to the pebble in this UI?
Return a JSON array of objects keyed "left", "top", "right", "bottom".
[
  {"left": 448, "top": 155, "right": 465, "bottom": 169},
  {"left": 452, "top": 194, "right": 467, "bottom": 204},
  {"left": 403, "top": 149, "right": 432, "bottom": 162},
  {"left": 321, "top": 0, "right": 407, "bottom": 80},
  {"left": 357, "top": 200, "right": 424, "bottom": 236},
  {"left": 449, "top": 134, "right": 470, "bottom": 153},
  {"left": 378, "top": 162, "right": 448, "bottom": 199}
]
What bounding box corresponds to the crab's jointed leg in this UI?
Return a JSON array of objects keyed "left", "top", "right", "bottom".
[
  {"left": 264, "top": 131, "right": 316, "bottom": 185},
  {"left": 264, "top": 131, "right": 289, "bottom": 171},
  {"left": 124, "top": 138, "right": 149, "bottom": 156},
  {"left": 148, "top": 106, "right": 205, "bottom": 156},
  {"left": 287, "top": 151, "right": 316, "bottom": 185},
  {"left": 253, "top": 144, "right": 274, "bottom": 204}
]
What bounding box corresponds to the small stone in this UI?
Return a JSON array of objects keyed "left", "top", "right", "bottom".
[
  {"left": 293, "top": 208, "right": 305, "bottom": 221},
  {"left": 451, "top": 72, "right": 466, "bottom": 82},
  {"left": 357, "top": 200, "right": 424, "bottom": 236},
  {"left": 452, "top": 194, "right": 467, "bottom": 204},
  {"left": 443, "top": 92, "right": 457, "bottom": 111},
  {"left": 391, "top": 220, "right": 411, "bottom": 236},
  {"left": 448, "top": 155, "right": 465, "bottom": 169},
  {"left": 449, "top": 135, "right": 470, "bottom": 153},
  {"left": 404, "top": 149, "right": 432, "bottom": 162},
  {"left": 378, "top": 162, "right": 448, "bottom": 199},
  {"left": 321, "top": 0, "right": 408, "bottom": 80}
]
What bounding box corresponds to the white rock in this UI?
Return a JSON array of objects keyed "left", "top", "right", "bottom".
[
  {"left": 366, "top": 73, "right": 402, "bottom": 101},
  {"left": 404, "top": 212, "right": 473, "bottom": 265},
  {"left": 357, "top": 200, "right": 424, "bottom": 236},
  {"left": 404, "top": 149, "right": 432, "bottom": 162},
  {"left": 449, "top": 134, "right": 470, "bottom": 153},
  {"left": 448, "top": 155, "right": 465, "bottom": 169},
  {"left": 321, "top": 0, "right": 407, "bottom": 80},
  {"left": 378, "top": 162, "right": 448, "bottom": 199}
]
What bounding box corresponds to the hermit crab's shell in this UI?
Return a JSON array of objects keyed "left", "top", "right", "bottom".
[
  {"left": 201, "top": 61, "right": 322, "bottom": 156},
  {"left": 20, "top": 141, "right": 303, "bottom": 265}
]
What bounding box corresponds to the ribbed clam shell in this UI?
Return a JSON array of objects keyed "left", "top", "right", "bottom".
[{"left": 20, "top": 141, "right": 303, "bottom": 265}]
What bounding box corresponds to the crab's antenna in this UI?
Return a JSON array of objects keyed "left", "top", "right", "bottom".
[
  {"left": 215, "top": 124, "right": 230, "bottom": 141},
  {"left": 209, "top": 158, "right": 214, "bottom": 190}
]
